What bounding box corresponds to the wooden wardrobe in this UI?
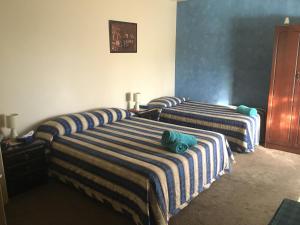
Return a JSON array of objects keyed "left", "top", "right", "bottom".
[{"left": 266, "top": 25, "right": 300, "bottom": 154}]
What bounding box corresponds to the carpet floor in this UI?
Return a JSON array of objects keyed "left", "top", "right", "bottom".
[{"left": 5, "top": 146, "right": 300, "bottom": 225}]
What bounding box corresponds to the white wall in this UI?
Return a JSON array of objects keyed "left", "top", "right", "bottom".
[{"left": 0, "top": 0, "right": 177, "bottom": 134}]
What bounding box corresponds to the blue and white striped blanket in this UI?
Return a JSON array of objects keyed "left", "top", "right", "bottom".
[
  {"left": 36, "top": 108, "right": 233, "bottom": 225},
  {"left": 159, "top": 101, "right": 261, "bottom": 153}
]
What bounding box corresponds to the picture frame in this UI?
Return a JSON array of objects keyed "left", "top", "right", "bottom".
[{"left": 109, "top": 20, "right": 137, "bottom": 53}]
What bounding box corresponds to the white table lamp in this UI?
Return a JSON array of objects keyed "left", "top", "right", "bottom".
[
  {"left": 284, "top": 17, "right": 290, "bottom": 25},
  {"left": 7, "top": 114, "right": 18, "bottom": 138},
  {"left": 126, "top": 92, "right": 133, "bottom": 110},
  {"left": 133, "top": 93, "right": 141, "bottom": 111}
]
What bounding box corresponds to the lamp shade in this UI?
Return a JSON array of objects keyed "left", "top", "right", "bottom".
[
  {"left": 126, "top": 92, "right": 132, "bottom": 101},
  {"left": 133, "top": 93, "right": 141, "bottom": 102},
  {"left": 284, "top": 17, "right": 290, "bottom": 25},
  {"left": 7, "top": 114, "right": 18, "bottom": 129},
  {"left": 0, "top": 114, "right": 6, "bottom": 128}
]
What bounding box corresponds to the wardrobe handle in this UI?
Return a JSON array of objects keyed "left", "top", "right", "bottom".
[{"left": 296, "top": 72, "right": 300, "bottom": 80}]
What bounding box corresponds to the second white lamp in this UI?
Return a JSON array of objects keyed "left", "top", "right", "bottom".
[
  {"left": 126, "top": 92, "right": 133, "bottom": 110},
  {"left": 133, "top": 93, "right": 141, "bottom": 111},
  {"left": 7, "top": 114, "right": 19, "bottom": 138}
]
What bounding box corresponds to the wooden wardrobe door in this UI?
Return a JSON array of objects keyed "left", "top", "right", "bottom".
[
  {"left": 292, "top": 47, "right": 300, "bottom": 150},
  {"left": 293, "top": 85, "right": 300, "bottom": 149},
  {"left": 266, "top": 29, "right": 300, "bottom": 146}
]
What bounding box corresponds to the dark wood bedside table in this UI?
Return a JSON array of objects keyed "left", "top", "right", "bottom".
[
  {"left": 129, "top": 108, "right": 162, "bottom": 121},
  {"left": 1, "top": 139, "right": 48, "bottom": 197},
  {"left": 0, "top": 137, "right": 7, "bottom": 225}
]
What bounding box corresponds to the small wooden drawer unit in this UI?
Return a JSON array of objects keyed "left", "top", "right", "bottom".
[{"left": 1, "top": 140, "right": 48, "bottom": 197}]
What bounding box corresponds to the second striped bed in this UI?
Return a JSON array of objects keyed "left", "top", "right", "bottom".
[{"left": 159, "top": 101, "right": 260, "bottom": 153}]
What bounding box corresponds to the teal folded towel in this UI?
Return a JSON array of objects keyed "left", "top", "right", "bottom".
[
  {"left": 236, "top": 105, "right": 257, "bottom": 117},
  {"left": 161, "top": 130, "right": 197, "bottom": 154}
]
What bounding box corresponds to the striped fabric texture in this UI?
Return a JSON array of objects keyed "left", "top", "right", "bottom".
[
  {"left": 37, "top": 114, "right": 233, "bottom": 225},
  {"left": 147, "top": 96, "right": 187, "bottom": 109},
  {"left": 36, "top": 108, "right": 132, "bottom": 142},
  {"left": 159, "top": 101, "right": 260, "bottom": 153}
]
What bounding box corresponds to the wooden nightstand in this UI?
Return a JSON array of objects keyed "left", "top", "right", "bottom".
[
  {"left": 0, "top": 139, "right": 7, "bottom": 225},
  {"left": 1, "top": 139, "right": 48, "bottom": 197},
  {"left": 0, "top": 141, "right": 8, "bottom": 205},
  {"left": 0, "top": 181, "right": 7, "bottom": 225},
  {"left": 129, "top": 108, "right": 162, "bottom": 121}
]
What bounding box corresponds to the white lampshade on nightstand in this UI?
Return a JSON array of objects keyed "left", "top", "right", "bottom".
[
  {"left": 7, "top": 114, "right": 18, "bottom": 139},
  {"left": 133, "top": 93, "right": 141, "bottom": 111},
  {"left": 125, "top": 92, "right": 133, "bottom": 110},
  {"left": 284, "top": 17, "right": 290, "bottom": 25},
  {"left": 126, "top": 92, "right": 132, "bottom": 101}
]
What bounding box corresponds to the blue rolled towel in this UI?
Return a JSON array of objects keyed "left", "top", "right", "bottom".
[
  {"left": 236, "top": 105, "right": 257, "bottom": 117},
  {"left": 161, "top": 130, "right": 197, "bottom": 154}
]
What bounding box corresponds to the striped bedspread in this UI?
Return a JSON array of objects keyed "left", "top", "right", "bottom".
[
  {"left": 39, "top": 116, "right": 233, "bottom": 225},
  {"left": 159, "top": 101, "right": 261, "bottom": 153}
]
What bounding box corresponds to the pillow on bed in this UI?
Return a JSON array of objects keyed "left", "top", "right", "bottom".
[
  {"left": 147, "top": 96, "right": 187, "bottom": 109},
  {"left": 180, "top": 97, "right": 188, "bottom": 102},
  {"left": 35, "top": 108, "right": 131, "bottom": 143}
]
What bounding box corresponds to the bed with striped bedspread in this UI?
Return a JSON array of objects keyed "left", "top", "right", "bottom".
[
  {"left": 156, "top": 100, "right": 260, "bottom": 153},
  {"left": 36, "top": 108, "right": 233, "bottom": 225}
]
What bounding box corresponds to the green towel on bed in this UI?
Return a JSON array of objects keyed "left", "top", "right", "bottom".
[
  {"left": 161, "top": 130, "right": 197, "bottom": 154},
  {"left": 236, "top": 105, "right": 257, "bottom": 117}
]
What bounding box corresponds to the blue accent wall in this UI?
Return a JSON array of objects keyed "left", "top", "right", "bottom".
[{"left": 175, "top": 0, "right": 300, "bottom": 108}]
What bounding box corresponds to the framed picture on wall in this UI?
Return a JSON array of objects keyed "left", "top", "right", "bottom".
[{"left": 109, "top": 20, "right": 137, "bottom": 53}]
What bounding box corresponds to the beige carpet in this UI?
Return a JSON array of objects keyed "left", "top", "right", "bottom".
[{"left": 5, "top": 146, "right": 300, "bottom": 225}]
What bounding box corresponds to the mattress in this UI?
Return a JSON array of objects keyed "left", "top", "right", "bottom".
[
  {"left": 36, "top": 109, "right": 233, "bottom": 225},
  {"left": 159, "top": 101, "right": 261, "bottom": 153}
]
